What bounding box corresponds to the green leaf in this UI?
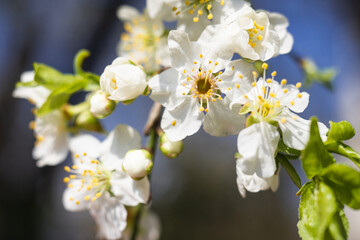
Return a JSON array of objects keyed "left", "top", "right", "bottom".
[
  {"left": 298, "top": 181, "right": 348, "bottom": 240},
  {"left": 16, "top": 80, "right": 38, "bottom": 88},
  {"left": 37, "top": 76, "right": 86, "bottom": 116},
  {"left": 277, "top": 139, "right": 301, "bottom": 158},
  {"left": 320, "top": 164, "right": 360, "bottom": 209},
  {"left": 73, "top": 49, "right": 90, "bottom": 74},
  {"left": 325, "top": 121, "right": 355, "bottom": 144},
  {"left": 276, "top": 154, "right": 301, "bottom": 188},
  {"left": 327, "top": 142, "right": 360, "bottom": 168},
  {"left": 300, "top": 117, "right": 334, "bottom": 179},
  {"left": 73, "top": 49, "right": 100, "bottom": 91},
  {"left": 33, "top": 63, "right": 65, "bottom": 89}
]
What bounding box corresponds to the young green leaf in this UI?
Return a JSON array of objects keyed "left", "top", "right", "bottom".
[
  {"left": 326, "top": 142, "right": 360, "bottom": 168},
  {"left": 276, "top": 154, "right": 301, "bottom": 188},
  {"left": 325, "top": 121, "right": 355, "bottom": 144},
  {"left": 298, "top": 181, "right": 348, "bottom": 240},
  {"left": 33, "top": 63, "right": 67, "bottom": 90},
  {"left": 277, "top": 139, "right": 301, "bottom": 158},
  {"left": 37, "top": 77, "right": 86, "bottom": 116},
  {"left": 300, "top": 117, "right": 334, "bottom": 179},
  {"left": 320, "top": 164, "right": 360, "bottom": 209}
]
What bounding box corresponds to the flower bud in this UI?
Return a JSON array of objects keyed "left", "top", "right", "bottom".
[
  {"left": 159, "top": 133, "right": 184, "bottom": 159},
  {"left": 123, "top": 149, "right": 153, "bottom": 180},
  {"left": 100, "top": 57, "right": 147, "bottom": 101},
  {"left": 90, "top": 91, "right": 116, "bottom": 119},
  {"left": 75, "top": 110, "right": 103, "bottom": 132}
]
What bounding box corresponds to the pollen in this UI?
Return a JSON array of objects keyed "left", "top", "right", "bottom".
[
  {"left": 193, "top": 17, "right": 199, "bottom": 23},
  {"left": 297, "top": 93, "right": 303, "bottom": 98},
  {"left": 75, "top": 200, "right": 80, "bottom": 205},
  {"left": 208, "top": 14, "right": 213, "bottom": 20},
  {"left": 64, "top": 166, "right": 71, "bottom": 172},
  {"left": 296, "top": 82, "right": 302, "bottom": 88},
  {"left": 236, "top": 84, "right": 240, "bottom": 88},
  {"left": 199, "top": 54, "right": 203, "bottom": 58},
  {"left": 83, "top": 152, "right": 87, "bottom": 156},
  {"left": 271, "top": 71, "right": 277, "bottom": 77},
  {"left": 283, "top": 88, "right": 288, "bottom": 93},
  {"left": 266, "top": 79, "right": 272, "bottom": 83},
  {"left": 75, "top": 154, "right": 79, "bottom": 158},
  {"left": 262, "top": 63, "right": 268, "bottom": 70},
  {"left": 238, "top": 74, "right": 243, "bottom": 79},
  {"left": 257, "top": 35, "right": 263, "bottom": 40},
  {"left": 290, "top": 101, "right": 295, "bottom": 106},
  {"left": 29, "top": 121, "right": 36, "bottom": 130},
  {"left": 63, "top": 177, "right": 70, "bottom": 183},
  {"left": 96, "top": 192, "right": 102, "bottom": 198},
  {"left": 198, "top": 10, "right": 203, "bottom": 15},
  {"left": 72, "top": 165, "right": 78, "bottom": 170},
  {"left": 172, "top": 120, "right": 176, "bottom": 126},
  {"left": 269, "top": 92, "right": 276, "bottom": 98},
  {"left": 252, "top": 71, "right": 258, "bottom": 78},
  {"left": 280, "top": 118, "right": 287, "bottom": 124},
  {"left": 199, "top": 107, "right": 205, "bottom": 112},
  {"left": 281, "top": 79, "right": 287, "bottom": 85},
  {"left": 252, "top": 82, "right": 256, "bottom": 87}
]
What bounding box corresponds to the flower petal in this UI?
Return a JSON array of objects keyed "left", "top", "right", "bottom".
[
  {"left": 203, "top": 97, "right": 245, "bottom": 136},
  {"left": 69, "top": 134, "right": 101, "bottom": 159},
  {"left": 110, "top": 175, "right": 150, "bottom": 206},
  {"left": 236, "top": 164, "right": 279, "bottom": 198},
  {"left": 148, "top": 68, "right": 186, "bottom": 110},
  {"left": 168, "top": 30, "right": 201, "bottom": 69},
  {"left": 116, "top": 5, "right": 140, "bottom": 21},
  {"left": 161, "top": 98, "right": 204, "bottom": 141},
  {"left": 89, "top": 194, "right": 127, "bottom": 240},
  {"left": 101, "top": 124, "right": 142, "bottom": 165},
  {"left": 237, "top": 122, "right": 279, "bottom": 178},
  {"left": 279, "top": 110, "right": 328, "bottom": 150},
  {"left": 62, "top": 179, "right": 91, "bottom": 212}
]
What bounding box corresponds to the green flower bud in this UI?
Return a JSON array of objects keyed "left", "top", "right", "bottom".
[
  {"left": 159, "top": 133, "right": 184, "bottom": 159},
  {"left": 75, "top": 110, "right": 103, "bottom": 132},
  {"left": 90, "top": 91, "right": 116, "bottom": 119},
  {"left": 123, "top": 149, "right": 153, "bottom": 180}
]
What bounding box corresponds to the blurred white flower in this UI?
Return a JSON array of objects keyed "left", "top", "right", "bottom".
[
  {"left": 63, "top": 125, "right": 150, "bottom": 240},
  {"left": 149, "top": 30, "right": 252, "bottom": 141},
  {"left": 117, "top": 5, "right": 171, "bottom": 73},
  {"left": 233, "top": 64, "right": 328, "bottom": 178},
  {"left": 147, "top": 0, "right": 246, "bottom": 40},
  {"left": 100, "top": 57, "right": 147, "bottom": 102},
  {"left": 13, "top": 71, "right": 69, "bottom": 167},
  {"left": 199, "top": 5, "right": 293, "bottom": 61}
]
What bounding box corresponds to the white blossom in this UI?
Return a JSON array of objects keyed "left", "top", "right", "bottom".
[
  {"left": 100, "top": 57, "right": 147, "bottom": 102},
  {"left": 147, "top": 0, "right": 246, "bottom": 40},
  {"left": 13, "top": 71, "right": 69, "bottom": 167},
  {"left": 117, "top": 5, "right": 171, "bottom": 73},
  {"left": 233, "top": 64, "right": 328, "bottom": 178},
  {"left": 199, "top": 5, "right": 293, "bottom": 61},
  {"left": 62, "top": 125, "right": 150, "bottom": 239},
  {"left": 149, "top": 30, "right": 252, "bottom": 141}
]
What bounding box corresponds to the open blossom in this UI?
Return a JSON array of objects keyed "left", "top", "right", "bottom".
[
  {"left": 100, "top": 57, "right": 147, "bottom": 102},
  {"left": 199, "top": 4, "right": 293, "bottom": 61},
  {"left": 13, "top": 71, "right": 69, "bottom": 167},
  {"left": 63, "top": 125, "right": 150, "bottom": 239},
  {"left": 147, "top": 0, "right": 246, "bottom": 40},
  {"left": 117, "top": 5, "right": 171, "bottom": 73},
  {"left": 233, "top": 64, "right": 328, "bottom": 178},
  {"left": 149, "top": 30, "right": 253, "bottom": 141}
]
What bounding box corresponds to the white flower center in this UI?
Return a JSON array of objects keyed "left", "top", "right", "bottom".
[
  {"left": 172, "top": 0, "right": 225, "bottom": 22},
  {"left": 180, "top": 55, "right": 224, "bottom": 112},
  {"left": 243, "top": 63, "right": 303, "bottom": 123},
  {"left": 63, "top": 153, "right": 112, "bottom": 205},
  {"left": 247, "top": 20, "right": 265, "bottom": 48}
]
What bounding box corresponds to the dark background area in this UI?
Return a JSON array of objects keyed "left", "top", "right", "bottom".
[{"left": 1, "top": 0, "right": 360, "bottom": 239}]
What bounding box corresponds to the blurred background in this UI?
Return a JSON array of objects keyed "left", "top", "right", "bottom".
[{"left": 1, "top": 0, "right": 360, "bottom": 239}]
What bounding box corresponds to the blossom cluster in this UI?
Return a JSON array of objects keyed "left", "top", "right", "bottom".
[{"left": 12, "top": 0, "right": 360, "bottom": 240}]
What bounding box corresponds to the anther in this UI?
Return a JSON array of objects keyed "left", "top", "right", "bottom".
[
  {"left": 63, "top": 177, "right": 70, "bottom": 183},
  {"left": 296, "top": 82, "right": 302, "bottom": 88},
  {"left": 172, "top": 120, "right": 176, "bottom": 126},
  {"left": 281, "top": 79, "right": 287, "bottom": 85},
  {"left": 262, "top": 63, "right": 268, "bottom": 70},
  {"left": 72, "top": 165, "right": 78, "bottom": 170},
  {"left": 280, "top": 118, "right": 287, "bottom": 124},
  {"left": 64, "top": 166, "right": 71, "bottom": 172},
  {"left": 271, "top": 71, "right": 277, "bottom": 77},
  {"left": 193, "top": 17, "right": 199, "bottom": 23}
]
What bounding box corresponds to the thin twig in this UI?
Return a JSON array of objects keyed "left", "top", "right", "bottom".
[{"left": 143, "top": 102, "right": 163, "bottom": 136}]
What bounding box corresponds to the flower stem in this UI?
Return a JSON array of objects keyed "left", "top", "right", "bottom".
[{"left": 131, "top": 102, "right": 162, "bottom": 240}]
